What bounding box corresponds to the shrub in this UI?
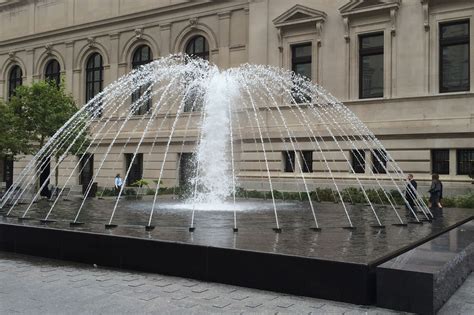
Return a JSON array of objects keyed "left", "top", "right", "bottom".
[
  {"left": 453, "top": 193, "right": 474, "bottom": 209},
  {"left": 99, "top": 188, "right": 115, "bottom": 197},
  {"left": 124, "top": 188, "right": 137, "bottom": 196},
  {"left": 316, "top": 188, "right": 336, "bottom": 202}
]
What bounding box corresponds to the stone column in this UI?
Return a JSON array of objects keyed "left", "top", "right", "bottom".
[
  {"left": 109, "top": 33, "right": 120, "bottom": 81},
  {"left": 365, "top": 150, "right": 373, "bottom": 175},
  {"left": 160, "top": 23, "right": 171, "bottom": 55},
  {"left": 449, "top": 149, "right": 456, "bottom": 176},
  {"left": 66, "top": 0, "right": 75, "bottom": 26},
  {"left": 65, "top": 41, "right": 74, "bottom": 94},
  {"left": 218, "top": 11, "right": 231, "bottom": 68},
  {"left": 0, "top": 79, "right": 5, "bottom": 100},
  {"left": 25, "top": 49, "right": 34, "bottom": 84}
]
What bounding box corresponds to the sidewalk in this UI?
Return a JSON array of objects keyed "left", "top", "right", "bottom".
[{"left": 0, "top": 251, "right": 471, "bottom": 314}]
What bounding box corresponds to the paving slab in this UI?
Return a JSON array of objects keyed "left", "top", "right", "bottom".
[{"left": 0, "top": 250, "right": 472, "bottom": 314}]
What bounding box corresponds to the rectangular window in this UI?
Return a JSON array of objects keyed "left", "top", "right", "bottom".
[
  {"left": 431, "top": 149, "right": 450, "bottom": 175},
  {"left": 300, "top": 151, "right": 313, "bottom": 173},
  {"left": 359, "top": 33, "right": 384, "bottom": 99},
  {"left": 351, "top": 150, "right": 365, "bottom": 174},
  {"left": 291, "top": 43, "right": 312, "bottom": 103},
  {"left": 457, "top": 149, "right": 474, "bottom": 175},
  {"left": 183, "top": 86, "right": 204, "bottom": 112},
  {"left": 372, "top": 149, "right": 387, "bottom": 174},
  {"left": 283, "top": 151, "right": 296, "bottom": 173},
  {"left": 440, "top": 20, "right": 470, "bottom": 93},
  {"left": 79, "top": 154, "right": 94, "bottom": 185},
  {"left": 131, "top": 84, "right": 152, "bottom": 115},
  {"left": 125, "top": 153, "right": 143, "bottom": 186}
]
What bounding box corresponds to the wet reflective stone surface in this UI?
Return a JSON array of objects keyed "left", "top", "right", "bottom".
[{"left": 1, "top": 197, "right": 472, "bottom": 264}]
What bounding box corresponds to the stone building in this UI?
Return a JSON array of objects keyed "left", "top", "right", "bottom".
[{"left": 0, "top": 0, "right": 472, "bottom": 195}]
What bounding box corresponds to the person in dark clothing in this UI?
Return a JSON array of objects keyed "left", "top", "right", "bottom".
[
  {"left": 428, "top": 173, "right": 442, "bottom": 210},
  {"left": 405, "top": 173, "right": 418, "bottom": 211},
  {"left": 438, "top": 180, "right": 443, "bottom": 209}
]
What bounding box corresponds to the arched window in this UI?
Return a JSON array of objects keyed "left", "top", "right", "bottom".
[
  {"left": 131, "top": 45, "right": 153, "bottom": 115},
  {"left": 132, "top": 45, "right": 152, "bottom": 68},
  {"left": 85, "top": 53, "right": 103, "bottom": 103},
  {"left": 8, "top": 65, "right": 22, "bottom": 99},
  {"left": 44, "top": 59, "right": 61, "bottom": 87},
  {"left": 185, "top": 36, "right": 209, "bottom": 60}
]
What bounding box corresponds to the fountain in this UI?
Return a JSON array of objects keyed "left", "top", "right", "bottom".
[
  {"left": 0, "top": 55, "right": 472, "bottom": 306},
  {"left": 0, "top": 55, "right": 431, "bottom": 227}
]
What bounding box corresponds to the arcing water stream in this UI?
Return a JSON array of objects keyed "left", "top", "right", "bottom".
[{"left": 0, "top": 55, "right": 431, "bottom": 231}]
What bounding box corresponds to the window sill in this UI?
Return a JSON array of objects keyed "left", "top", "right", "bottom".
[{"left": 342, "top": 91, "right": 474, "bottom": 105}]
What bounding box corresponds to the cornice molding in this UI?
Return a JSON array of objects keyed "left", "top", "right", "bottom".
[
  {"left": 0, "top": 1, "right": 247, "bottom": 48},
  {"left": 273, "top": 4, "right": 327, "bottom": 29},
  {"left": 0, "top": 0, "right": 22, "bottom": 11},
  {"left": 339, "top": 0, "right": 400, "bottom": 38},
  {"left": 339, "top": 0, "right": 400, "bottom": 18}
]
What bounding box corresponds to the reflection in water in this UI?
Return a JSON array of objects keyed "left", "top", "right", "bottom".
[{"left": 1, "top": 197, "right": 471, "bottom": 265}]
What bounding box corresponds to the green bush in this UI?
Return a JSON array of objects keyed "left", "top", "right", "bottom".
[
  {"left": 124, "top": 188, "right": 137, "bottom": 196},
  {"left": 316, "top": 188, "right": 336, "bottom": 202},
  {"left": 99, "top": 188, "right": 115, "bottom": 197},
  {"left": 453, "top": 194, "right": 474, "bottom": 208}
]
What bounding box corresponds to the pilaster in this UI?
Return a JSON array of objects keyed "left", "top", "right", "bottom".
[
  {"left": 160, "top": 23, "right": 171, "bottom": 55},
  {"left": 218, "top": 11, "right": 231, "bottom": 68}
]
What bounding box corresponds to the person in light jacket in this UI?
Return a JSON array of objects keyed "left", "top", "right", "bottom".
[{"left": 114, "top": 174, "right": 123, "bottom": 197}]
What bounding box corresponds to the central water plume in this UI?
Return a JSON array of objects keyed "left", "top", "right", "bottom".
[{"left": 192, "top": 72, "right": 239, "bottom": 204}]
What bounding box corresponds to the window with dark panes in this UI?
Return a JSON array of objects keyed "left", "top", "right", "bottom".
[
  {"left": 85, "top": 53, "right": 103, "bottom": 116},
  {"left": 85, "top": 53, "right": 103, "bottom": 101},
  {"left": 351, "top": 150, "right": 365, "bottom": 174},
  {"left": 45, "top": 59, "right": 61, "bottom": 87},
  {"left": 301, "top": 151, "right": 313, "bottom": 173},
  {"left": 283, "top": 151, "right": 296, "bottom": 173},
  {"left": 125, "top": 153, "right": 143, "bottom": 186},
  {"left": 185, "top": 36, "right": 209, "bottom": 60},
  {"left": 131, "top": 45, "right": 153, "bottom": 115},
  {"left": 440, "top": 20, "right": 470, "bottom": 93},
  {"left": 8, "top": 65, "right": 22, "bottom": 100},
  {"left": 372, "top": 149, "right": 387, "bottom": 174},
  {"left": 457, "top": 149, "right": 474, "bottom": 176},
  {"left": 431, "top": 149, "right": 449, "bottom": 175},
  {"left": 359, "top": 33, "right": 384, "bottom": 99},
  {"left": 184, "top": 36, "right": 209, "bottom": 112},
  {"left": 291, "top": 43, "right": 312, "bottom": 103},
  {"left": 79, "top": 154, "right": 94, "bottom": 186}
]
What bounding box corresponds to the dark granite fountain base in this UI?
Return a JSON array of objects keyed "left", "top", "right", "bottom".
[{"left": 0, "top": 199, "right": 472, "bottom": 306}]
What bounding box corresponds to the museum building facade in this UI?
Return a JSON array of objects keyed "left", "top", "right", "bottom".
[{"left": 0, "top": 0, "right": 473, "bottom": 194}]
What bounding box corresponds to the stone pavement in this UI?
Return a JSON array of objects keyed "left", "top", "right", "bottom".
[{"left": 0, "top": 251, "right": 471, "bottom": 314}]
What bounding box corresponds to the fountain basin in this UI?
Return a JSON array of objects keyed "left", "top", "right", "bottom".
[{"left": 0, "top": 201, "right": 472, "bottom": 305}]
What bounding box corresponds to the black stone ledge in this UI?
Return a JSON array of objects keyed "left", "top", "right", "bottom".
[
  {"left": 376, "top": 219, "right": 474, "bottom": 315},
  {"left": 0, "top": 222, "right": 372, "bottom": 305}
]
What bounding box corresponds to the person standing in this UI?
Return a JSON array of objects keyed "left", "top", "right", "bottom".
[
  {"left": 405, "top": 173, "right": 418, "bottom": 211},
  {"left": 114, "top": 174, "right": 123, "bottom": 197},
  {"left": 428, "top": 173, "right": 442, "bottom": 210}
]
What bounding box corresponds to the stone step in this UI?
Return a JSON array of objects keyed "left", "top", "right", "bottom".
[{"left": 376, "top": 219, "right": 474, "bottom": 315}]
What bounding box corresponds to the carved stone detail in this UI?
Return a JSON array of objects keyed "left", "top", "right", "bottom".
[
  {"left": 87, "top": 37, "right": 96, "bottom": 48},
  {"left": 189, "top": 18, "right": 198, "bottom": 29},
  {"left": 134, "top": 28, "right": 143, "bottom": 39},
  {"left": 390, "top": 8, "right": 397, "bottom": 36},
  {"left": 421, "top": 0, "right": 430, "bottom": 31},
  {"left": 343, "top": 17, "right": 350, "bottom": 43},
  {"left": 316, "top": 21, "right": 324, "bottom": 47},
  {"left": 45, "top": 43, "right": 53, "bottom": 55}
]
